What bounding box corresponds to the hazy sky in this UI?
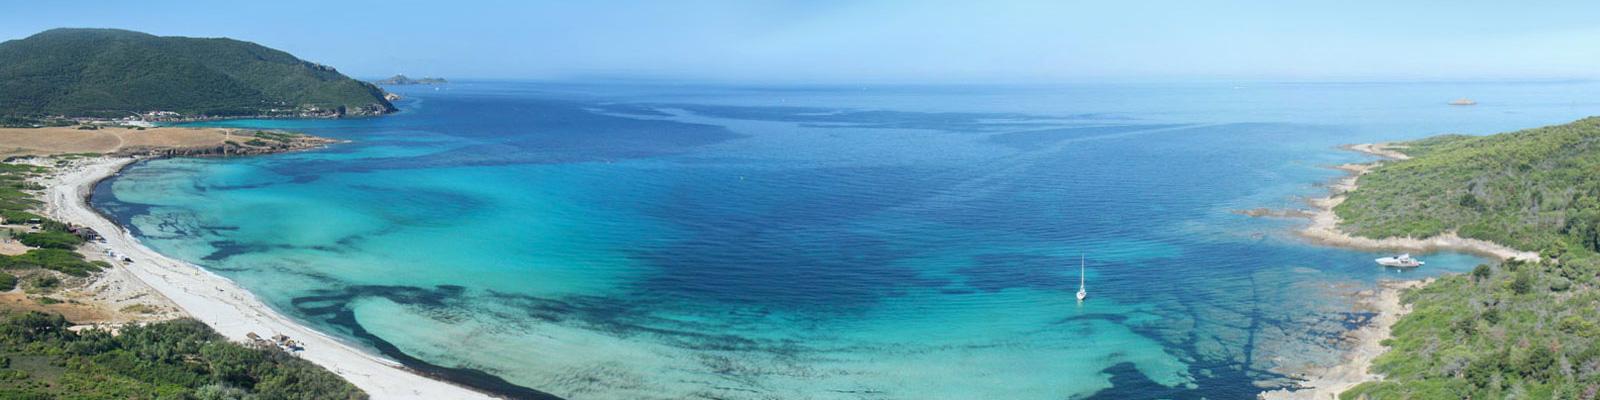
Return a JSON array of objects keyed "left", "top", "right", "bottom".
[{"left": 4, "top": 0, "right": 1599, "bottom": 83}]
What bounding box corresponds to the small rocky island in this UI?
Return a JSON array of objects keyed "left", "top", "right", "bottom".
[{"left": 374, "top": 74, "right": 448, "bottom": 85}]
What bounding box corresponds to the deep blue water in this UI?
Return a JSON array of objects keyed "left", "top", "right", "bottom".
[{"left": 93, "top": 81, "right": 1600, "bottom": 399}]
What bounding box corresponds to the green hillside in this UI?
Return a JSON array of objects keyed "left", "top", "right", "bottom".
[
  {"left": 0, "top": 28, "right": 394, "bottom": 118},
  {"left": 1337, "top": 117, "right": 1600, "bottom": 398},
  {"left": 1336, "top": 117, "right": 1600, "bottom": 257}
]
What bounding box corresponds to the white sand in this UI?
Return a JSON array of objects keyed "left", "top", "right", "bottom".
[{"left": 41, "top": 156, "right": 495, "bottom": 400}]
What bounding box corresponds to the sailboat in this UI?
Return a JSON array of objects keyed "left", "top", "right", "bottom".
[{"left": 1076, "top": 255, "right": 1087, "bottom": 302}]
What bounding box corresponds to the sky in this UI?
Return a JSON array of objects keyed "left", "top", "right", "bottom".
[{"left": 3, "top": 0, "right": 1599, "bottom": 83}]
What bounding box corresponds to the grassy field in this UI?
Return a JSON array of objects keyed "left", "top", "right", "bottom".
[{"left": 0, "top": 126, "right": 234, "bottom": 157}]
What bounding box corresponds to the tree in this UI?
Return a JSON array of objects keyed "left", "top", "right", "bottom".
[
  {"left": 1511, "top": 269, "right": 1535, "bottom": 295},
  {"left": 1465, "top": 356, "right": 1501, "bottom": 390},
  {"left": 1520, "top": 346, "right": 1557, "bottom": 381},
  {"left": 1472, "top": 264, "right": 1492, "bottom": 281},
  {"left": 1459, "top": 192, "right": 1482, "bottom": 210}
]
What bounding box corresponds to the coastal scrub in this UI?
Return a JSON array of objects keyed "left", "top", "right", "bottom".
[
  {"left": 0, "top": 311, "right": 367, "bottom": 399},
  {"left": 1337, "top": 117, "right": 1600, "bottom": 398},
  {"left": 1335, "top": 117, "right": 1600, "bottom": 256}
]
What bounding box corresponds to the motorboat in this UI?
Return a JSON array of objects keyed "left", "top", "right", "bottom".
[{"left": 1376, "top": 253, "right": 1424, "bottom": 268}]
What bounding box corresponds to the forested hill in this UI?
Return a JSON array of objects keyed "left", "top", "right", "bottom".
[
  {"left": 0, "top": 28, "right": 394, "bottom": 118},
  {"left": 1337, "top": 116, "right": 1600, "bottom": 257},
  {"left": 1337, "top": 117, "right": 1600, "bottom": 398}
]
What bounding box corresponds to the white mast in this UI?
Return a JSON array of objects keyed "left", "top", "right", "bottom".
[{"left": 1076, "top": 255, "right": 1087, "bottom": 302}]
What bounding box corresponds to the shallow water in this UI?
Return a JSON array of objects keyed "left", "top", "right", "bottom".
[{"left": 95, "top": 81, "right": 1600, "bottom": 399}]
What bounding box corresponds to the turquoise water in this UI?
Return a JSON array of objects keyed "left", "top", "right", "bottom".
[{"left": 95, "top": 81, "right": 1600, "bottom": 399}]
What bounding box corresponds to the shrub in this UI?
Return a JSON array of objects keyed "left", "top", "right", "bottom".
[
  {"left": 8, "top": 249, "right": 102, "bottom": 277},
  {"left": 0, "top": 210, "right": 40, "bottom": 225},
  {"left": 1465, "top": 356, "right": 1500, "bottom": 389},
  {"left": 1472, "top": 264, "right": 1492, "bottom": 281},
  {"left": 0, "top": 312, "right": 367, "bottom": 398},
  {"left": 1511, "top": 269, "right": 1534, "bottom": 295},
  {"left": 1452, "top": 318, "right": 1477, "bottom": 335},
  {"left": 1520, "top": 346, "right": 1557, "bottom": 381},
  {"left": 1559, "top": 316, "right": 1597, "bottom": 337},
  {"left": 1550, "top": 277, "right": 1572, "bottom": 291},
  {"left": 32, "top": 276, "right": 58, "bottom": 289},
  {"left": 0, "top": 311, "right": 70, "bottom": 342},
  {"left": 16, "top": 231, "right": 83, "bottom": 250}
]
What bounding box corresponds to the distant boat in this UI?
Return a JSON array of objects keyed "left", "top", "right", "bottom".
[
  {"left": 1076, "top": 255, "right": 1088, "bottom": 302},
  {"left": 1376, "top": 253, "right": 1424, "bottom": 268},
  {"left": 1449, "top": 98, "right": 1477, "bottom": 106}
]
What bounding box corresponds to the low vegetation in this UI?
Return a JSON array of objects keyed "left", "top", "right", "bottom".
[
  {"left": 1338, "top": 117, "right": 1600, "bottom": 398},
  {"left": 15, "top": 230, "right": 83, "bottom": 250},
  {"left": 0, "top": 311, "right": 366, "bottom": 399},
  {"left": 0, "top": 161, "right": 100, "bottom": 277},
  {"left": 0, "top": 249, "right": 105, "bottom": 277},
  {"left": 251, "top": 130, "right": 301, "bottom": 142},
  {"left": 1336, "top": 117, "right": 1600, "bottom": 257},
  {"left": 1343, "top": 259, "right": 1600, "bottom": 398},
  {"left": 0, "top": 163, "right": 48, "bottom": 216}
]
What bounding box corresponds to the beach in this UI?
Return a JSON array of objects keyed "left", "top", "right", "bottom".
[
  {"left": 39, "top": 156, "right": 494, "bottom": 400},
  {"left": 31, "top": 83, "right": 1583, "bottom": 399}
]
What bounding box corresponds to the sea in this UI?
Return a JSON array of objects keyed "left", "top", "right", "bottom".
[{"left": 92, "top": 80, "right": 1600, "bottom": 399}]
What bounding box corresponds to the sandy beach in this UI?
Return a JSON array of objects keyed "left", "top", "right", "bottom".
[
  {"left": 1259, "top": 143, "right": 1537, "bottom": 398},
  {"left": 40, "top": 156, "right": 495, "bottom": 400}
]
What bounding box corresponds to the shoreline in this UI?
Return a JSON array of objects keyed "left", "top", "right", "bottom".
[
  {"left": 41, "top": 156, "right": 496, "bottom": 400},
  {"left": 1259, "top": 143, "right": 1535, "bottom": 399},
  {"left": 1258, "top": 279, "right": 1425, "bottom": 400},
  {"left": 1296, "top": 143, "right": 1539, "bottom": 262}
]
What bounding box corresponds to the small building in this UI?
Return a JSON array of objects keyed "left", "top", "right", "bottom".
[{"left": 68, "top": 226, "right": 101, "bottom": 241}]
